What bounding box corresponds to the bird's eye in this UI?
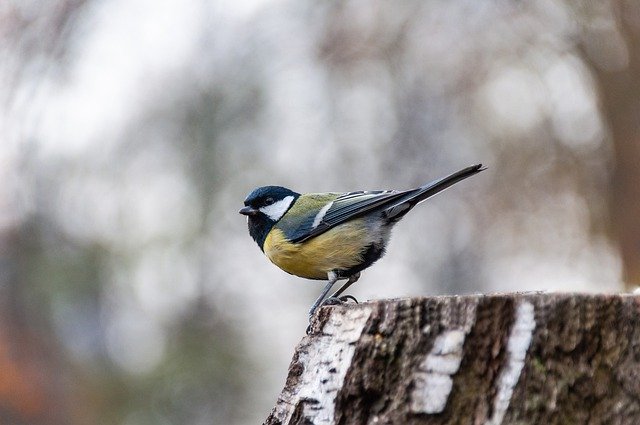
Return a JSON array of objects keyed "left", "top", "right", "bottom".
[{"left": 264, "top": 197, "right": 275, "bottom": 206}]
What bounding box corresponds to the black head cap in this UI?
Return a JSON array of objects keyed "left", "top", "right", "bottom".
[{"left": 243, "top": 186, "right": 299, "bottom": 209}]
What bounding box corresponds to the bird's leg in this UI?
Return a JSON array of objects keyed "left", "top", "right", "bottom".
[
  {"left": 330, "top": 272, "right": 361, "bottom": 301},
  {"left": 317, "top": 273, "right": 361, "bottom": 309},
  {"left": 308, "top": 271, "right": 338, "bottom": 320}
]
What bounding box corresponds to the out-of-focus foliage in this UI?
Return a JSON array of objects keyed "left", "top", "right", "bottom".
[{"left": 1, "top": 0, "right": 639, "bottom": 424}]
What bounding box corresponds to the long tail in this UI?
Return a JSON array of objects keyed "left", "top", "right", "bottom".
[
  {"left": 412, "top": 163, "right": 485, "bottom": 205},
  {"left": 384, "top": 164, "right": 485, "bottom": 220}
]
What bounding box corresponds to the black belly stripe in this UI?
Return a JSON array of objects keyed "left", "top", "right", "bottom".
[{"left": 338, "top": 243, "right": 386, "bottom": 278}]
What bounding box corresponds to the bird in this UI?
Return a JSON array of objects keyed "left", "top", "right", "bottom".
[{"left": 239, "top": 164, "right": 484, "bottom": 323}]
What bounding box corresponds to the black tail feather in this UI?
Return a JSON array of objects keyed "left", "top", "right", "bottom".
[
  {"left": 412, "top": 163, "right": 485, "bottom": 205},
  {"left": 384, "top": 164, "right": 485, "bottom": 220}
]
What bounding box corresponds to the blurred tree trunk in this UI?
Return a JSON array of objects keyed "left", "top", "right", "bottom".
[
  {"left": 581, "top": 1, "right": 640, "bottom": 289},
  {"left": 266, "top": 294, "right": 640, "bottom": 424},
  {"left": 0, "top": 227, "right": 70, "bottom": 425}
]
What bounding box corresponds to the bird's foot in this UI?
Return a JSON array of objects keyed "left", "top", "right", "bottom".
[
  {"left": 306, "top": 295, "right": 359, "bottom": 334},
  {"left": 338, "top": 294, "right": 358, "bottom": 304},
  {"left": 320, "top": 296, "right": 343, "bottom": 306},
  {"left": 320, "top": 295, "right": 358, "bottom": 306}
]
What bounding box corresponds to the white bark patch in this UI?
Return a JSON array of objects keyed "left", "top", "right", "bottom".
[
  {"left": 411, "top": 330, "right": 467, "bottom": 414},
  {"left": 259, "top": 195, "right": 294, "bottom": 221},
  {"left": 485, "top": 301, "right": 536, "bottom": 425},
  {"left": 312, "top": 201, "right": 333, "bottom": 228},
  {"left": 272, "top": 306, "right": 372, "bottom": 424},
  {"left": 411, "top": 297, "right": 478, "bottom": 415}
]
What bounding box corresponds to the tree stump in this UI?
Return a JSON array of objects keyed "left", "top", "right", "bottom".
[{"left": 265, "top": 293, "right": 640, "bottom": 424}]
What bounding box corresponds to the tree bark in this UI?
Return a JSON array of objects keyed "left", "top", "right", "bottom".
[{"left": 265, "top": 293, "right": 640, "bottom": 425}]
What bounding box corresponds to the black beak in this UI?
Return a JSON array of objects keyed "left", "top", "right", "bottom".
[{"left": 239, "top": 206, "right": 259, "bottom": 216}]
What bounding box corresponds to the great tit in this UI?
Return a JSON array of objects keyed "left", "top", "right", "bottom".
[{"left": 239, "top": 164, "right": 484, "bottom": 321}]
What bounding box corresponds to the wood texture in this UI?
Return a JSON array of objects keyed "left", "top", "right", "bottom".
[{"left": 265, "top": 293, "right": 640, "bottom": 425}]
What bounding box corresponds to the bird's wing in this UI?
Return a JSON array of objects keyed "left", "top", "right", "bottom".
[
  {"left": 281, "top": 164, "right": 485, "bottom": 244},
  {"left": 285, "top": 189, "right": 411, "bottom": 243}
]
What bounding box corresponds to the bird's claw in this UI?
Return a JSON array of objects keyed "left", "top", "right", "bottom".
[
  {"left": 338, "top": 294, "right": 358, "bottom": 304},
  {"left": 306, "top": 295, "right": 359, "bottom": 335},
  {"left": 321, "top": 296, "right": 343, "bottom": 306},
  {"left": 319, "top": 295, "right": 358, "bottom": 306}
]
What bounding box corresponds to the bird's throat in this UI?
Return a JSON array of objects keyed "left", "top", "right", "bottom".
[{"left": 248, "top": 216, "right": 275, "bottom": 252}]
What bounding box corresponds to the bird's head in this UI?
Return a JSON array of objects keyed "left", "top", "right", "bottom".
[{"left": 240, "top": 186, "right": 300, "bottom": 249}]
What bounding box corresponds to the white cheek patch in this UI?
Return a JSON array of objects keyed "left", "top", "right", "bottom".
[
  {"left": 260, "top": 196, "right": 295, "bottom": 221},
  {"left": 312, "top": 201, "right": 333, "bottom": 228}
]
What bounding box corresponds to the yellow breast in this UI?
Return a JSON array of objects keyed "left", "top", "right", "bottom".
[{"left": 263, "top": 219, "right": 369, "bottom": 280}]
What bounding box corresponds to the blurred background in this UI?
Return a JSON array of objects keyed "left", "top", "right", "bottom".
[{"left": 2, "top": 0, "right": 640, "bottom": 423}]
